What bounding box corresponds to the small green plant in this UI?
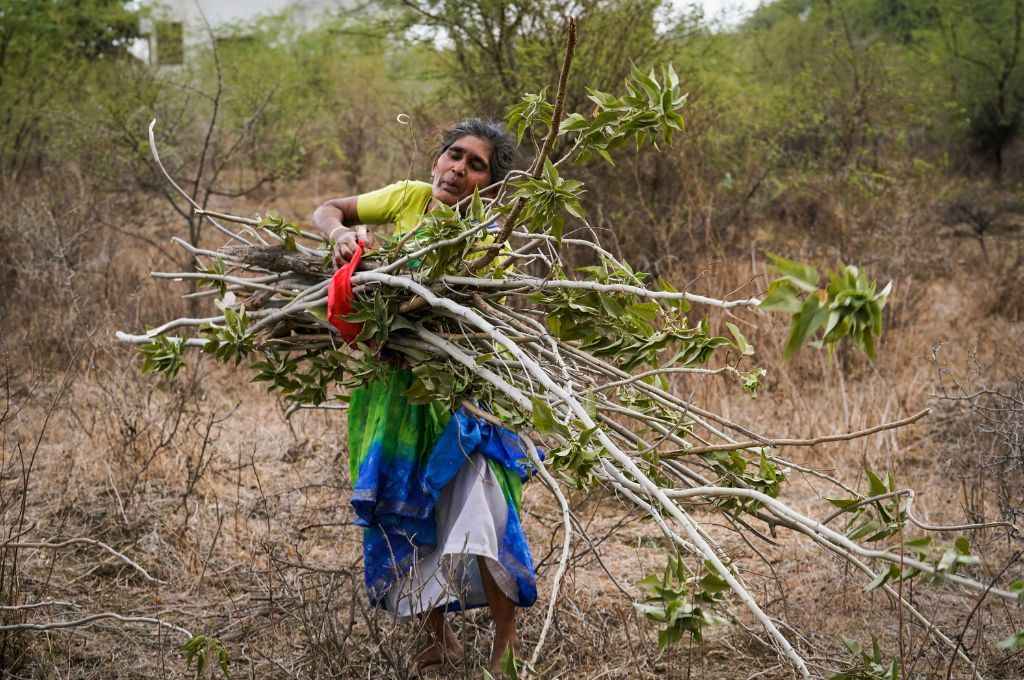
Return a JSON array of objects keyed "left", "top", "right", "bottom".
[
  {"left": 197, "top": 258, "right": 228, "bottom": 296},
  {"left": 826, "top": 470, "right": 987, "bottom": 592},
  {"left": 634, "top": 556, "right": 727, "bottom": 649},
  {"left": 506, "top": 88, "right": 554, "bottom": 145},
  {"left": 998, "top": 617, "right": 1024, "bottom": 651},
  {"left": 740, "top": 367, "right": 766, "bottom": 395},
  {"left": 546, "top": 424, "right": 603, "bottom": 490},
  {"left": 182, "top": 634, "right": 230, "bottom": 679},
  {"left": 534, "top": 263, "right": 733, "bottom": 373},
  {"left": 508, "top": 159, "right": 585, "bottom": 242},
  {"left": 866, "top": 535, "right": 981, "bottom": 593},
  {"left": 701, "top": 450, "right": 785, "bottom": 515},
  {"left": 830, "top": 637, "right": 900, "bottom": 680},
  {"left": 483, "top": 647, "right": 523, "bottom": 679},
  {"left": 251, "top": 349, "right": 348, "bottom": 406}
]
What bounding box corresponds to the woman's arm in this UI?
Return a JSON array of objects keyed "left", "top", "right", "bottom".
[
  {"left": 312, "top": 196, "right": 366, "bottom": 265},
  {"left": 314, "top": 182, "right": 419, "bottom": 265}
]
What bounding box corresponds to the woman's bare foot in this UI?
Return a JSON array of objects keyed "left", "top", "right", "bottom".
[
  {"left": 415, "top": 609, "right": 462, "bottom": 674},
  {"left": 487, "top": 635, "right": 517, "bottom": 677},
  {"left": 413, "top": 637, "right": 462, "bottom": 673}
]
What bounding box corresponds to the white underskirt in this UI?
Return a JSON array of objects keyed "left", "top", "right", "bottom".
[{"left": 385, "top": 453, "right": 518, "bottom": 616}]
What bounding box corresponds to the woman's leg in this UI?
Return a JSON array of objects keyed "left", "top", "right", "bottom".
[
  {"left": 415, "top": 607, "right": 461, "bottom": 669},
  {"left": 477, "top": 556, "right": 516, "bottom": 673}
]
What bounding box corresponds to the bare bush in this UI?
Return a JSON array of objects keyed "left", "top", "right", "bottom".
[
  {"left": 933, "top": 353, "right": 1024, "bottom": 530},
  {"left": 0, "top": 172, "right": 178, "bottom": 367}
]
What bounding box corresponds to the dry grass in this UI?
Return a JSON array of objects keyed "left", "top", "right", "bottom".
[{"left": 2, "top": 168, "right": 1023, "bottom": 679}]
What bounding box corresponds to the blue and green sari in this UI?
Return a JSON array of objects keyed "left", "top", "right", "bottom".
[{"left": 346, "top": 366, "right": 538, "bottom": 609}]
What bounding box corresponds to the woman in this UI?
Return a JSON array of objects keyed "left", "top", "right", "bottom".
[{"left": 311, "top": 119, "right": 535, "bottom": 676}]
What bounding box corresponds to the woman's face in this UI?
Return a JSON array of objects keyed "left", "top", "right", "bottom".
[{"left": 431, "top": 134, "right": 493, "bottom": 205}]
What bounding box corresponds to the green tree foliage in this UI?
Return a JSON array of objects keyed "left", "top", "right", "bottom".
[
  {"left": 0, "top": 0, "right": 139, "bottom": 60},
  {"left": 745, "top": 0, "right": 812, "bottom": 30},
  {"left": 735, "top": 0, "right": 923, "bottom": 172},
  {"left": 863, "top": 0, "right": 937, "bottom": 43},
  {"left": 388, "top": 0, "right": 697, "bottom": 118},
  {"left": 735, "top": 0, "right": 1024, "bottom": 182},
  {"left": 830, "top": 637, "right": 901, "bottom": 680},
  {"left": 62, "top": 8, "right": 444, "bottom": 283},
  {"left": 0, "top": 0, "right": 141, "bottom": 177},
  {"left": 934, "top": 0, "right": 1024, "bottom": 181}
]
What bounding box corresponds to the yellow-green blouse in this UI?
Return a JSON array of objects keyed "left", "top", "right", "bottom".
[{"left": 356, "top": 180, "right": 433, "bottom": 235}]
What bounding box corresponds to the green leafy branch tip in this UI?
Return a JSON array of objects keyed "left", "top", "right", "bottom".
[
  {"left": 760, "top": 253, "right": 892, "bottom": 360},
  {"left": 139, "top": 335, "right": 186, "bottom": 379},
  {"left": 559, "top": 63, "right": 687, "bottom": 164},
  {"left": 257, "top": 214, "right": 302, "bottom": 251}
]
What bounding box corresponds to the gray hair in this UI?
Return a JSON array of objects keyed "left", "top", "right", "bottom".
[{"left": 438, "top": 118, "right": 516, "bottom": 184}]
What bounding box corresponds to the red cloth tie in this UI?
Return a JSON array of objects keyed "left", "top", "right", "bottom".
[{"left": 327, "top": 240, "right": 365, "bottom": 344}]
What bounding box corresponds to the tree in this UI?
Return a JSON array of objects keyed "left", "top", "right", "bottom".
[
  {"left": 735, "top": 0, "right": 914, "bottom": 174},
  {"left": 743, "top": 0, "right": 812, "bottom": 30},
  {"left": 936, "top": 0, "right": 1024, "bottom": 181},
  {"left": 865, "top": 0, "right": 937, "bottom": 44},
  {"left": 389, "top": 0, "right": 697, "bottom": 119},
  {"left": 0, "top": 0, "right": 142, "bottom": 177}
]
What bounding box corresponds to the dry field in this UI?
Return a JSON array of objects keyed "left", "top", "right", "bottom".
[{"left": 2, "top": 170, "right": 1023, "bottom": 679}]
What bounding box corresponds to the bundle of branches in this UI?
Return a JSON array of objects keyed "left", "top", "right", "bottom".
[{"left": 117, "top": 24, "right": 1018, "bottom": 679}]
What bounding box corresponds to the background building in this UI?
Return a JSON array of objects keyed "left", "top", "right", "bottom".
[{"left": 137, "top": 0, "right": 346, "bottom": 65}]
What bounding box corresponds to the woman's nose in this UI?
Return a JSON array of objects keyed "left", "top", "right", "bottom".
[{"left": 451, "top": 159, "right": 466, "bottom": 175}]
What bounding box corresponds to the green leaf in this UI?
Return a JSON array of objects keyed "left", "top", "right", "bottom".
[
  {"left": 766, "top": 252, "right": 819, "bottom": 291},
  {"left": 499, "top": 647, "right": 521, "bottom": 679},
  {"left": 218, "top": 646, "right": 230, "bottom": 677},
  {"left": 866, "top": 469, "right": 888, "bottom": 497},
  {"left": 658, "top": 625, "right": 683, "bottom": 650},
  {"left": 784, "top": 295, "right": 829, "bottom": 359},
  {"left": 182, "top": 634, "right": 230, "bottom": 679},
  {"left": 725, "top": 322, "right": 754, "bottom": 356},
  {"left": 864, "top": 565, "right": 896, "bottom": 592},
  {"left": 531, "top": 396, "right": 558, "bottom": 434},
  {"left": 848, "top": 519, "right": 881, "bottom": 541},
  {"left": 138, "top": 335, "right": 188, "bottom": 379},
  {"left": 665, "top": 63, "right": 680, "bottom": 91},
  {"left": 759, "top": 280, "right": 802, "bottom": 314},
  {"left": 699, "top": 570, "right": 730, "bottom": 595},
  {"left": 468, "top": 186, "right": 485, "bottom": 221},
  {"left": 904, "top": 536, "right": 932, "bottom": 550}
]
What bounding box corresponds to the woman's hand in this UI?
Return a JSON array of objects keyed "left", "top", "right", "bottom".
[
  {"left": 332, "top": 225, "right": 371, "bottom": 267},
  {"left": 313, "top": 196, "right": 367, "bottom": 267}
]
